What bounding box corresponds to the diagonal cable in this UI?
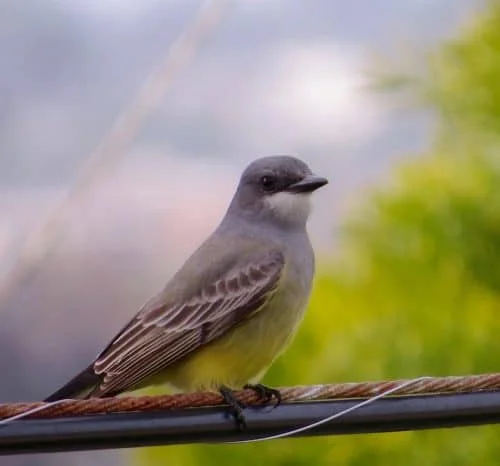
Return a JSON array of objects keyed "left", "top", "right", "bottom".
[{"left": 0, "top": 0, "right": 232, "bottom": 311}]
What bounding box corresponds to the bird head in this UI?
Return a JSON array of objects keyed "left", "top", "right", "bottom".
[{"left": 227, "top": 155, "right": 328, "bottom": 228}]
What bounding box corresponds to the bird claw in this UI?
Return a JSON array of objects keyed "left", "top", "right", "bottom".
[
  {"left": 244, "top": 383, "right": 282, "bottom": 408},
  {"left": 220, "top": 386, "right": 247, "bottom": 431},
  {"left": 219, "top": 384, "right": 282, "bottom": 431}
]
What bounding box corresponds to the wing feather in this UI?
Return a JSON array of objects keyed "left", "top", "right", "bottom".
[{"left": 91, "top": 250, "right": 284, "bottom": 396}]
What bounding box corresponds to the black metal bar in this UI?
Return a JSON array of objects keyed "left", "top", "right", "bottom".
[{"left": 0, "top": 392, "right": 499, "bottom": 455}]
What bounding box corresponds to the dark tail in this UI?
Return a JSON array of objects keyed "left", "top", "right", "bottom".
[{"left": 44, "top": 364, "right": 102, "bottom": 402}]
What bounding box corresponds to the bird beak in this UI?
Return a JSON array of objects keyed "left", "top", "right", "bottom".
[{"left": 286, "top": 174, "right": 329, "bottom": 194}]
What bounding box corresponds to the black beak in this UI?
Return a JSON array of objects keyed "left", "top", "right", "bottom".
[{"left": 286, "top": 174, "right": 329, "bottom": 194}]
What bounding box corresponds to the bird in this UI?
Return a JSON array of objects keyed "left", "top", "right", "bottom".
[{"left": 44, "top": 155, "right": 328, "bottom": 429}]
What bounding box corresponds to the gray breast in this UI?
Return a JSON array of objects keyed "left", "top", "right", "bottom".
[{"left": 273, "top": 229, "right": 315, "bottom": 322}]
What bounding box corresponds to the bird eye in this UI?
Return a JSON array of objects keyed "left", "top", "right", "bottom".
[{"left": 260, "top": 175, "right": 277, "bottom": 192}]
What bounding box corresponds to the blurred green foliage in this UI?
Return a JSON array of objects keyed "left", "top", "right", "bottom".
[
  {"left": 424, "top": 0, "right": 500, "bottom": 140},
  {"left": 134, "top": 1, "right": 500, "bottom": 464}
]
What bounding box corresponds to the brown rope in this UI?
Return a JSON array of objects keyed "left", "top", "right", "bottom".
[{"left": 1, "top": 373, "right": 499, "bottom": 420}]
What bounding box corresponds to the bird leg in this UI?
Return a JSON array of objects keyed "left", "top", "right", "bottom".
[
  {"left": 219, "top": 386, "right": 247, "bottom": 431},
  {"left": 244, "top": 383, "right": 282, "bottom": 407}
]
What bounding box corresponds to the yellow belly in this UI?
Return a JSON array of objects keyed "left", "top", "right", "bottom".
[{"left": 154, "top": 287, "right": 308, "bottom": 392}]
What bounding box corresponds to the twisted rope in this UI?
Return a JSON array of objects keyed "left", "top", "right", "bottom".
[{"left": 1, "top": 373, "right": 499, "bottom": 420}]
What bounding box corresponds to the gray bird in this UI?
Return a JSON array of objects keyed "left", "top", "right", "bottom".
[{"left": 45, "top": 155, "right": 328, "bottom": 428}]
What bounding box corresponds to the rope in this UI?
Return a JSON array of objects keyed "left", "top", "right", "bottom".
[{"left": 1, "top": 373, "right": 499, "bottom": 420}]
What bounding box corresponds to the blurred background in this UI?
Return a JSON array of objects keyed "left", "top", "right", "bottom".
[{"left": 1, "top": 0, "right": 499, "bottom": 465}]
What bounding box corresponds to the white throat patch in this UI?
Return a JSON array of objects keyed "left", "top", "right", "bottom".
[{"left": 264, "top": 191, "right": 312, "bottom": 224}]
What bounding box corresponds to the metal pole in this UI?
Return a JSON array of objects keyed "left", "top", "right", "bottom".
[{"left": 0, "top": 392, "right": 499, "bottom": 455}]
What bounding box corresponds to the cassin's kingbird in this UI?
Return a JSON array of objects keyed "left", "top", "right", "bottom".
[{"left": 45, "top": 155, "right": 328, "bottom": 427}]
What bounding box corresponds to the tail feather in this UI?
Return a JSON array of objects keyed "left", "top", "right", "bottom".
[{"left": 44, "top": 364, "right": 103, "bottom": 402}]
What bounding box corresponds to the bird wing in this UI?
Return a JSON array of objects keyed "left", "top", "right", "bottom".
[{"left": 91, "top": 249, "right": 284, "bottom": 396}]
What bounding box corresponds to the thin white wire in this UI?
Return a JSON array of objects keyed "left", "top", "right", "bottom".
[
  {"left": 0, "top": 377, "right": 431, "bottom": 430},
  {"left": 228, "top": 376, "right": 431, "bottom": 443},
  {"left": 0, "top": 399, "right": 69, "bottom": 427}
]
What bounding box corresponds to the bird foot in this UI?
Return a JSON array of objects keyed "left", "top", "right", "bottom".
[
  {"left": 220, "top": 386, "right": 247, "bottom": 431},
  {"left": 244, "top": 383, "right": 282, "bottom": 408}
]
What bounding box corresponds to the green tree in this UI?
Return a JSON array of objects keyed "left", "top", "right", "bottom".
[{"left": 134, "top": 1, "right": 500, "bottom": 464}]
